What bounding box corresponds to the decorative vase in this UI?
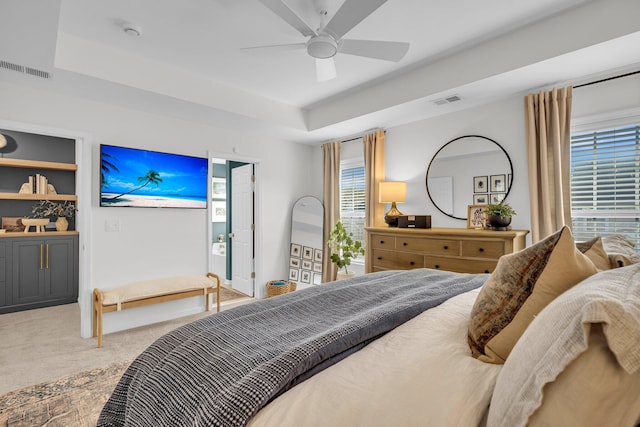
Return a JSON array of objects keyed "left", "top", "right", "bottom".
[
  {"left": 336, "top": 271, "right": 355, "bottom": 281},
  {"left": 488, "top": 215, "right": 511, "bottom": 229},
  {"left": 55, "top": 216, "right": 69, "bottom": 232}
]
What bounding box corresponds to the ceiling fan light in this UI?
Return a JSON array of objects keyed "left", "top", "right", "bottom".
[
  {"left": 316, "top": 58, "right": 336, "bottom": 82},
  {"left": 307, "top": 35, "right": 338, "bottom": 59}
]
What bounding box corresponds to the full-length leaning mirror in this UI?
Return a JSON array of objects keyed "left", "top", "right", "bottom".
[
  {"left": 290, "top": 196, "right": 324, "bottom": 288},
  {"left": 426, "top": 135, "right": 513, "bottom": 220}
]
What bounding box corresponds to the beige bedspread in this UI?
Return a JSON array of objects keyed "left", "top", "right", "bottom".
[{"left": 249, "top": 288, "right": 501, "bottom": 427}]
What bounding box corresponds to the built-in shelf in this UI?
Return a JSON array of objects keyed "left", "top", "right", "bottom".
[
  {"left": 0, "top": 192, "right": 77, "bottom": 201},
  {"left": 0, "top": 158, "right": 78, "bottom": 171},
  {"left": 0, "top": 230, "right": 79, "bottom": 238}
]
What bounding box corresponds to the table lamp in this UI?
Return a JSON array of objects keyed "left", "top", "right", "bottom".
[{"left": 379, "top": 181, "right": 406, "bottom": 227}]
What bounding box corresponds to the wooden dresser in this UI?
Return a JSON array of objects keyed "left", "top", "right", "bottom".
[{"left": 365, "top": 227, "right": 529, "bottom": 274}]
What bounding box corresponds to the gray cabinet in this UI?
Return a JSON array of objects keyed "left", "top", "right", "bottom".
[{"left": 0, "top": 234, "right": 78, "bottom": 314}]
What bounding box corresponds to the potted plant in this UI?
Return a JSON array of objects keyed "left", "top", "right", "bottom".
[
  {"left": 327, "top": 221, "right": 365, "bottom": 280},
  {"left": 30, "top": 200, "right": 76, "bottom": 231},
  {"left": 484, "top": 202, "right": 516, "bottom": 229}
]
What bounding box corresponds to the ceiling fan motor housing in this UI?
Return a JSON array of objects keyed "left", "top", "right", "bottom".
[{"left": 307, "top": 35, "right": 338, "bottom": 59}]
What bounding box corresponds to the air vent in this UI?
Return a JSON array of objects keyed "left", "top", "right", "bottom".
[
  {"left": 0, "top": 60, "right": 51, "bottom": 79},
  {"left": 432, "top": 94, "right": 462, "bottom": 106}
]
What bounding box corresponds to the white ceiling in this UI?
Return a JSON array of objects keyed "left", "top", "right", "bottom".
[{"left": 1, "top": 0, "right": 640, "bottom": 144}]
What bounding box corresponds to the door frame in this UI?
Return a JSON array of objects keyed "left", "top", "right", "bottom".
[{"left": 207, "top": 150, "right": 263, "bottom": 298}]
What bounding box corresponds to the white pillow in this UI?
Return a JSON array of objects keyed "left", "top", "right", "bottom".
[{"left": 487, "top": 263, "right": 640, "bottom": 427}]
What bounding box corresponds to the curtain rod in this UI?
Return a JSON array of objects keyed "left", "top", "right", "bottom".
[
  {"left": 573, "top": 69, "right": 640, "bottom": 89},
  {"left": 340, "top": 129, "right": 385, "bottom": 144}
]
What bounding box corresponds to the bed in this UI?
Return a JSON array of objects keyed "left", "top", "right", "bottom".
[{"left": 98, "top": 227, "right": 640, "bottom": 427}]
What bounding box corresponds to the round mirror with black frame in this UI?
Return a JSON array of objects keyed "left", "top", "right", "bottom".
[{"left": 426, "top": 135, "right": 513, "bottom": 220}]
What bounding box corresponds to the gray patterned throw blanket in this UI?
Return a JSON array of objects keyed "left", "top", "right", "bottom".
[{"left": 98, "top": 268, "right": 486, "bottom": 427}]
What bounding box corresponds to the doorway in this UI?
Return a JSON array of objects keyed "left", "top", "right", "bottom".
[{"left": 209, "top": 154, "right": 260, "bottom": 297}]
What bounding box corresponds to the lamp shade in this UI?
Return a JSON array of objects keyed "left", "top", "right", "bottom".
[
  {"left": 379, "top": 181, "right": 406, "bottom": 203},
  {"left": 0, "top": 134, "right": 6, "bottom": 149}
]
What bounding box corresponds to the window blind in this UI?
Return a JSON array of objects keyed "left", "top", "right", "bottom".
[
  {"left": 570, "top": 124, "right": 640, "bottom": 250},
  {"left": 340, "top": 164, "right": 366, "bottom": 251}
]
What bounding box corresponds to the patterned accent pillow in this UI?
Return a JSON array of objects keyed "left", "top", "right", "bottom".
[
  {"left": 467, "top": 226, "right": 598, "bottom": 364},
  {"left": 576, "top": 237, "right": 611, "bottom": 271}
]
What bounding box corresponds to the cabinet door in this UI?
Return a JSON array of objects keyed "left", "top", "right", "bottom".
[
  {"left": 45, "top": 237, "right": 76, "bottom": 299},
  {"left": 0, "top": 240, "right": 6, "bottom": 306},
  {"left": 12, "top": 239, "right": 46, "bottom": 304}
]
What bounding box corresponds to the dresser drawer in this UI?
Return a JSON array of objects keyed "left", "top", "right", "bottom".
[
  {"left": 396, "top": 237, "right": 460, "bottom": 256},
  {"left": 372, "top": 249, "right": 424, "bottom": 270},
  {"left": 460, "top": 240, "right": 505, "bottom": 259},
  {"left": 425, "top": 256, "right": 497, "bottom": 274},
  {"left": 370, "top": 234, "right": 396, "bottom": 250}
]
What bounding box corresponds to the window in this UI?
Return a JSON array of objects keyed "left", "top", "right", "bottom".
[
  {"left": 340, "top": 161, "right": 366, "bottom": 256},
  {"left": 570, "top": 123, "right": 640, "bottom": 250}
]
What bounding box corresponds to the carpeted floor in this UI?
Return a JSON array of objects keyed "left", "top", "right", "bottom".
[
  {"left": 0, "top": 286, "right": 253, "bottom": 426},
  {"left": 0, "top": 359, "right": 131, "bottom": 427}
]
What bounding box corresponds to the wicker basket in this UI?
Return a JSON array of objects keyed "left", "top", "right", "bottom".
[{"left": 266, "top": 280, "right": 297, "bottom": 297}]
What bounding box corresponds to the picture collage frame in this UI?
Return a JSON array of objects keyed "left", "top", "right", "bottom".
[
  {"left": 289, "top": 243, "right": 322, "bottom": 285},
  {"left": 472, "top": 174, "right": 511, "bottom": 206}
]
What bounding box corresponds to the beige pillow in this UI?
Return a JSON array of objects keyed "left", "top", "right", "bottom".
[
  {"left": 487, "top": 262, "right": 640, "bottom": 427},
  {"left": 468, "top": 226, "right": 598, "bottom": 364},
  {"left": 576, "top": 237, "right": 611, "bottom": 271},
  {"left": 602, "top": 234, "right": 640, "bottom": 268}
]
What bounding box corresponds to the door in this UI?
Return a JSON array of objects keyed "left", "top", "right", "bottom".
[
  {"left": 46, "top": 237, "right": 77, "bottom": 300},
  {"left": 12, "top": 239, "right": 46, "bottom": 305},
  {"left": 231, "top": 164, "right": 254, "bottom": 296}
]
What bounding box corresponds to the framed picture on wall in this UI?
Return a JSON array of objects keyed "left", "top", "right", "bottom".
[
  {"left": 289, "top": 257, "right": 300, "bottom": 268},
  {"left": 490, "top": 193, "right": 505, "bottom": 204},
  {"left": 211, "top": 177, "right": 226, "bottom": 199},
  {"left": 300, "top": 270, "right": 312, "bottom": 284},
  {"left": 490, "top": 174, "right": 506, "bottom": 192},
  {"left": 313, "top": 248, "right": 323, "bottom": 262},
  {"left": 473, "top": 194, "right": 488, "bottom": 205},
  {"left": 313, "top": 262, "right": 323, "bottom": 273},
  {"left": 302, "top": 246, "right": 314, "bottom": 260},
  {"left": 289, "top": 268, "right": 299, "bottom": 281},
  {"left": 301, "top": 260, "right": 312, "bottom": 270},
  {"left": 473, "top": 176, "right": 488, "bottom": 193},
  {"left": 212, "top": 201, "right": 226, "bottom": 222},
  {"left": 467, "top": 204, "right": 487, "bottom": 229},
  {"left": 290, "top": 243, "right": 301, "bottom": 257}
]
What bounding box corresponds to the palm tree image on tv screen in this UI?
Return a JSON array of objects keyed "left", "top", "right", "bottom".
[{"left": 99, "top": 144, "right": 208, "bottom": 209}]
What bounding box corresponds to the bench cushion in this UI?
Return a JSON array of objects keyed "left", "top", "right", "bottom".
[{"left": 100, "top": 275, "right": 216, "bottom": 309}]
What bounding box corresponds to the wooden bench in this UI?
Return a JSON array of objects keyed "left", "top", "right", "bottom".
[{"left": 93, "top": 272, "right": 221, "bottom": 348}]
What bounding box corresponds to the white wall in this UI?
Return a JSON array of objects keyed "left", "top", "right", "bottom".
[
  {"left": 380, "top": 73, "right": 640, "bottom": 244},
  {"left": 0, "top": 81, "right": 315, "bottom": 337}
]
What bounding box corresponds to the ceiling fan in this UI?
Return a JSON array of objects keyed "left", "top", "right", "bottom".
[{"left": 247, "top": 0, "right": 410, "bottom": 82}]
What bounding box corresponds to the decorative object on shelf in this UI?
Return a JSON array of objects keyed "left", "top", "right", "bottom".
[
  {"left": 379, "top": 181, "right": 406, "bottom": 227},
  {"left": 484, "top": 202, "right": 516, "bottom": 230},
  {"left": 328, "top": 221, "right": 365, "bottom": 280},
  {"left": 2, "top": 216, "right": 25, "bottom": 232},
  {"left": 467, "top": 205, "right": 488, "bottom": 229},
  {"left": 21, "top": 218, "right": 49, "bottom": 233},
  {"left": 0, "top": 133, "right": 6, "bottom": 148},
  {"left": 30, "top": 200, "right": 76, "bottom": 231}
]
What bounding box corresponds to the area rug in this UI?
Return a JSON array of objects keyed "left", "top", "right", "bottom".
[{"left": 0, "top": 359, "right": 131, "bottom": 427}]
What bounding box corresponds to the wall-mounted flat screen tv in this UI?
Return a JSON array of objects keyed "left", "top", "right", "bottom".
[{"left": 100, "top": 144, "right": 207, "bottom": 208}]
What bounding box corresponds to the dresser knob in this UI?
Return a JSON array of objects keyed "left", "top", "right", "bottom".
[
  {"left": 484, "top": 270, "right": 490, "bottom": 273},
  {"left": 377, "top": 256, "right": 382, "bottom": 260},
  {"left": 403, "top": 242, "right": 407, "bottom": 246},
  {"left": 409, "top": 261, "right": 415, "bottom": 265},
  {"left": 479, "top": 248, "right": 484, "bottom": 252},
  {"left": 434, "top": 265, "right": 440, "bottom": 269},
  {"left": 380, "top": 240, "right": 384, "bottom": 244}
]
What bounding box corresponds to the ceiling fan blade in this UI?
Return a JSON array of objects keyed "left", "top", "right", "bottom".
[
  {"left": 258, "top": 0, "right": 316, "bottom": 37},
  {"left": 340, "top": 39, "right": 409, "bottom": 62},
  {"left": 324, "top": 0, "right": 387, "bottom": 39},
  {"left": 241, "top": 42, "right": 306, "bottom": 52},
  {"left": 315, "top": 58, "right": 336, "bottom": 82}
]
